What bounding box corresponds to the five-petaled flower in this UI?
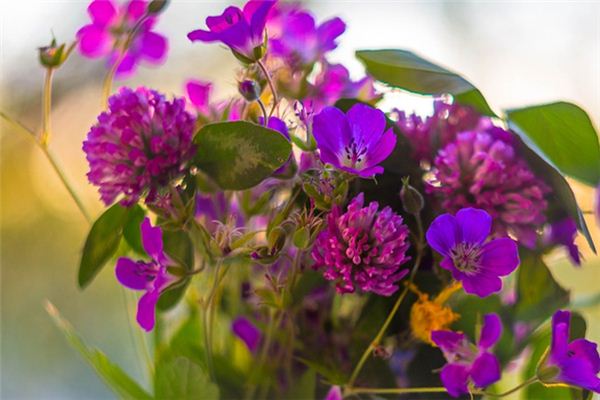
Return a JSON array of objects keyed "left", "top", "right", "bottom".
[
  {"left": 77, "top": 0, "right": 168, "bottom": 77},
  {"left": 431, "top": 313, "right": 503, "bottom": 397},
  {"left": 116, "top": 218, "right": 176, "bottom": 331},
  {"left": 187, "top": 0, "right": 275, "bottom": 63},
  {"left": 312, "top": 103, "right": 396, "bottom": 178},
  {"left": 537, "top": 310, "right": 600, "bottom": 393},
  {"left": 426, "top": 208, "right": 519, "bottom": 297}
]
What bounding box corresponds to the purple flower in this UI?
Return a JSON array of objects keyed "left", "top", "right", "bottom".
[
  {"left": 185, "top": 79, "right": 212, "bottom": 115},
  {"left": 544, "top": 218, "right": 581, "bottom": 266},
  {"left": 232, "top": 317, "right": 261, "bottom": 353},
  {"left": 258, "top": 116, "right": 293, "bottom": 175},
  {"left": 432, "top": 313, "right": 503, "bottom": 397},
  {"left": 426, "top": 208, "right": 519, "bottom": 297},
  {"left": 538, "top": 310, "right": 600, "bottom": 393},
  {"left": 427, "top": 129, "right": 551, "bottom": 247},
  {"left": 187, "top": 0, "right": 275, "bottom": 63},
  {"left": 268, "top": 6, "right": 345, "bottom": 69},
  {"left": 77, "top": 0, "right": 168, "bottom": 78},
  {"left": 324, "top": 386, "right": 342, "bottom": 400},
  {"left": 83, "top": 87, "right": 196, "bottom": 206},
  {"left": 116, "top": 218, "right": 175, "bottom": 331},
  {"left": 312, "top": 193, "right": 411, "bottom": 296},
  {"left": 312, "top": 103, "right": 396, "bottom": 178}
]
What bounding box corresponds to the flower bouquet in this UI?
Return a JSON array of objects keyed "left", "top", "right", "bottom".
[{"left": 4, "top": 0, "right": 600, "bottom": 398}]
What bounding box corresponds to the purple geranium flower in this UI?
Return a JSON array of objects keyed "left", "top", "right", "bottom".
[
  {"left": 83, "top": 87, "right": 196, "bottom": 206},
  {"left": 544, "top": 218, "right": 581, "bottom": 266},
  {"left": 426, "top": 208, "right": 519, "bottom": 297},
  {"left": 116, "top": 218, "right": 175, "bottom": 331},
  {"left": 432, "top": 313, "right": 502, "bottom": 397},
  {"left": 538, "top": 310, "right": 600, "bottom": 393},
  {"left": 187, "top": 0, "right": 275, "bottom": 63},
  {"left": 312, "top": 103, "right": 396, "bottom": 178},
  {"left": 185, "top": 79, "right": 212, "bottom": 115},
  {"left": 268, "top": 6, "right": 345, "bottom": 69},
  {"left": 232, "top": 317, "right": 261, "bottom": 353},
  {"left": 77, "top": 0, "right": 168, "bottom": 78},
  {"left": 312, "top": 193, "right": 410, "bottom": 296}
]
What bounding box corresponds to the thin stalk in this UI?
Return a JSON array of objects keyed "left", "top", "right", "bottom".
[
  {"left": 345, "top": 386, "right": 448, "bottom": 396},
  {"left": 257, "top": 99, "right": 268, "bottom": 125},
  {"left": 257, "top": 59, "right": 278, "bottom": 118},
  {"left": 482, "top": 376, "right": 539, "bottom": 398},
  {"left": 203, "top": 262, "right": 221, "bottom": 380},
  {"left": 40, "top": 68, "right": 54, "bottom": 146}
]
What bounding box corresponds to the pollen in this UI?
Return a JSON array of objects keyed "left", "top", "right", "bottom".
[{"left": 409, "top": 282, "right": 461, "bottom": 345}]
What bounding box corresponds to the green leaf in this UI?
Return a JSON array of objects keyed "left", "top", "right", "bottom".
[
  {"left": 122, "top": 205, "right": 145, "bottom": 255},
  {"left": 356, "top": 49, "right": 495, "bottom": 116},
  {"left": 157, "top": 229, "right": 194, "bottom": 311},
  {"left": 284, "top": 368, "right": 316, "bottom": 400},
  {"left": 194, "top": 121, "right": 292, "bottom": 190},
  {"left": 506, "top": 102, "right": 600, "bottom": 186},
  {"left": 154, "top": 355, "right": 219, "bottom": 400},
  {"left": 79, "top": 204, "right": 130, "bottom": 288},
  {"left": 45, "top": 301, "right": 152, "bottom": 400}
]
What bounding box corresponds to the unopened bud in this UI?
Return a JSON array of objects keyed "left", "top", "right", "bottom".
[
  {"left": 38, "top": 39, "right": 68, "bottom": 68},
  {"left": 238, "top": 80, "right": 262, "bottom": 102},
  {"left": 400, "top": 177, "right": 424, "bottom": 215},
  {"left": 148, "top": 0, "right": 168, "bottom": 14}
]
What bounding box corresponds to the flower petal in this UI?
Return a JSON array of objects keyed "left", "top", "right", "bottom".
[
  {"left": 77, "top": 25, "right": 112, "bottom": 58},
  {"left": 478, "top": 313, "right": 502, "bottom": 349},
  {"left": 551, "top": 310, "right": 571, "bottom": 358},
  {"left": 316, "top": 17, "right": 346, "bottom": 52},
  {"left": 568, "top": 338, "right": 600, "bottom": 374},
  {"left": 186, "top": 80, "right": 212, "bottom": 112},
  {"left": 440, "top": 363, "right": 470, "bottom": 397},
  {"left": 461, "top": 272, "right": 502, "bottom": 297},
  {"left": 471, "top": 352, "right": 501, "bottom": 388},
  {"left": 115, "top": 257, "right": 147, "bottom": 290},
  {"left": 346, "top": 103, "right": 386, "bottom": 147},
  {"left": 364, "top": 128, "right": 396, "bottom": 168},
  {"left": 141, "top": 218, "right": 164, "bottom": 262},
  {"left": 246, "top": 0, "right": 275, "bottom": 40},
  {"left": 325, "top": 386, "right": 343, "bottom": 400},
  {"left": 479, "top": 238, "right": 519, "bottom": 276},
  {"left": 431, "top": 330, "right": 465, "bottom": 354},
  {"left": 426, "top": 213, "right": 460, "bottom": 257},
  {"left": 88, "top": 0, "right": 117, "bottom": 26},
  {"left": 137, "top": 290, "right": 159, "bottom": 331},
  {"left": 312, "top": 106, "right": 351, "bottom": 157},
  {"left": 455, "top": 208, "right": 491, "bottom": 245},
  {"left": 232, "top": 317, "right": 261, "bottom": 352},
  {"left": 139, "top": 31, "right": 168, "bottom": 62}
]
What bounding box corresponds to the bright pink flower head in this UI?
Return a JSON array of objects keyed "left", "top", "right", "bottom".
[
  {"left": 83, "top": 87, "right": 196, "bottom": 206},
  {"left": 187, "top": 0, "right": 275, "bottom": 62},
  {"left": 77, "top": 0, "right": 168, "bottom": 78},
  {"left": 312, "top": 193, "right": 411, "bottom": 296},
  {"left": 116, "top": 218, "right": 176, "bottom": 331},
  {"left": 427, "top": 128, "right": 551, "bottom": 247}
]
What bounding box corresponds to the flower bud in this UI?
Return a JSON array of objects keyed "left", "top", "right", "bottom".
[
  {"left": 400, "top": 177, "right": 424, "bottom": 216},
  {"left": 238, "top": 80, "right": 262, "bottom": 102},
  {"left": 38, "top": 39, "right": 69, "bottom": 68},
  {"left": 148, "top": 0, "right": 169, "bottom": 14}
]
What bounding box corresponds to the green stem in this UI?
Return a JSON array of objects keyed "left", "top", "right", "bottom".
[
  {"left": 256, "top": 59, "right": 278, "bottom": 118},
  {"left": 203, "top": 262, "right": 221, "bottom": 380},
  {"left": 482, "top": 376, "right": 539, "bottom": 398},
  {"left": 257, "top": 99, "right": 268, "bottom": 125},
  {"left": 345, "top": 386, "right": 448, "bottom": 396},
  {"left": 40, "top": 68, "right": 54, "bottom": 146}
]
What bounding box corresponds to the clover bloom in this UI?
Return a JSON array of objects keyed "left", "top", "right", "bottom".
[
  {"left": 428, "top": 128, "right": 550, "bottom": 247},
  {"left": 77, "top": 0, "right": 168, "bottom": 77},
  {"left": 268, "top": 6, "right": 345, "bottom": 69},
  {"left": 537, "top": 310, "right": 600, "bottom": 393},
  {"left": 431, "top": 313, "right": 503, "bottom": 397},
  {"left": 312, "top": 193, "right": 410, "bottom": 296},
  {"left": 187, "top": 0, "right": 275, "bottom": 63},
  {"left": 83, "top": 87, "right": 196, "bottom": 206},
  {"left": 232, "top": 317, "right": 261, "bottom": 353},
  {"left": 426, "top": 208, "right": 519, "bottom": 297},
  {"left": 544, "top": 218, "right": 581, "bottom": 266},
  {"left": 115, "top": 218, "right": 175, "bottom": 331},
  {"left": 312, "top": 103, "right": 396, "bottom": 178}
]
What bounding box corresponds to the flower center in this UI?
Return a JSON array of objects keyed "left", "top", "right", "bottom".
[
  {"left": 342, "top": 139, "right": 368, "bottom": 169},
  {"left": 450, "top": 242, "right": 482, "bottom": 275},
  {"left": 135, "top": 260, "right": 160, "bottom": 282}
]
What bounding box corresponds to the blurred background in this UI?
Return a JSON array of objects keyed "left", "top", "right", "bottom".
[{"left": 1, "top": 1, "right": 599, "bottom": 398}]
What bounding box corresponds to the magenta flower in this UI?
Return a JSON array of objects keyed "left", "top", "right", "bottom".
[
  {"left": 232, "top": 317, "right": 261, "bottom": 353},
  {"left": 324, "top": 386, "right": 342, "bottom": 400},
  {"left": 537, "top": 310, "right": 600, "bottom": 393},
  {"left": 544, "top": 218, "right": 581, "bottom": 266},
  {"left": 268, "top": 6, "right": 345, "bottom": 69},
  {"left": 83, "top": 87, "right": 196, "bottom": 206},
  {"left": 312, "top": 103, "right": 396, "bottom": 178},
  {"left": 432, "top": 313, "right": 503, "bottom": 397},
  {"left": 428, "top": 128, "right": 551, "bottom": 247},
  {"left": 426, "top": 208, "right": 519, "bottom": 297},
  {"left": 185, "top": 79, "right": 212, "bottom": 115},
  {"left": 187, "top": 0, "right": 275, "bottom": 63},
  {"left": 77, "top": 0, "right": 168, "bottom": 77},
  {"left": 116, "top": 218, "right": 175, "bottom": 331},
  {"left": 312, "top": 193, "right": 410, "bottom": 296}
]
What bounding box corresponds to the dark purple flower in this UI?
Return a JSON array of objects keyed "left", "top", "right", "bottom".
[
  {"left": 115, "top": 218, "right": 175, "bottom": 331},
  {"left": 77, "top": 0, "right": 168, "bottom": 78},
  {"left": 432, "top": 313, "right": 502, "bottom": 397},
  {"left": 185, "top": 79, "right": 212, "bottom": 115},
  {"left": 538, "top": 310, "right": 600, "bottom": 393},
  {"left": 427, "top": 129, "right": 551, "bottom": 247},
  {"left": 232, "top": 317, "right": 261, "bottom": 353},
  {"left": 426, "top": 208, "right": 519, "bottom": 297},
  {"left": 544, "top": 218, "right": 581, "bottom": 266},
  {"left": 187, "top": 0, "right": 275, "bottom": 63},
  {"left": 268, "top": 6, "right": 345, "bottom": 69},
  {"left": 83, "top": 87, "right": 196, "bottom": 206},
  {"left": 312, "top": 193, "right": 410, "bottom": 296},
  {"left": 312, "top": 103, "right": 396, "bottom": 178}
]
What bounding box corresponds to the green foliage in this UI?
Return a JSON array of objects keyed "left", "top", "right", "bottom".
[
  {"left": 154, "top": 354, "right": 219, "bottom": 400},
  {"left": 79, "top": 204, "right": 132, "bottom": 288},
  {"left": 356, "top": 49, "right": 495, "bottom": 116},
  {"left": 157, "top": 229, "right": 194, "bottom": 311},
  {"left": 506, "top": 102, "right": 600, "bottom": 187},
  {"left": 122, "top": 205, "right": 146, "bottom": 255},
  {"left": 284, "top": 369, "right": 316, "bottom": 399},
  {"left": 193, "top": 121, "right": 292, "bottom": 190},
  {"left": 45, "top": 302, "right": 152, "bottom": 400}
]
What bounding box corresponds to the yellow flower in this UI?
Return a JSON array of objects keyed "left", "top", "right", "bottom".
[{"left": 409, "top": 282, "right": 461, "bottom": 345}]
